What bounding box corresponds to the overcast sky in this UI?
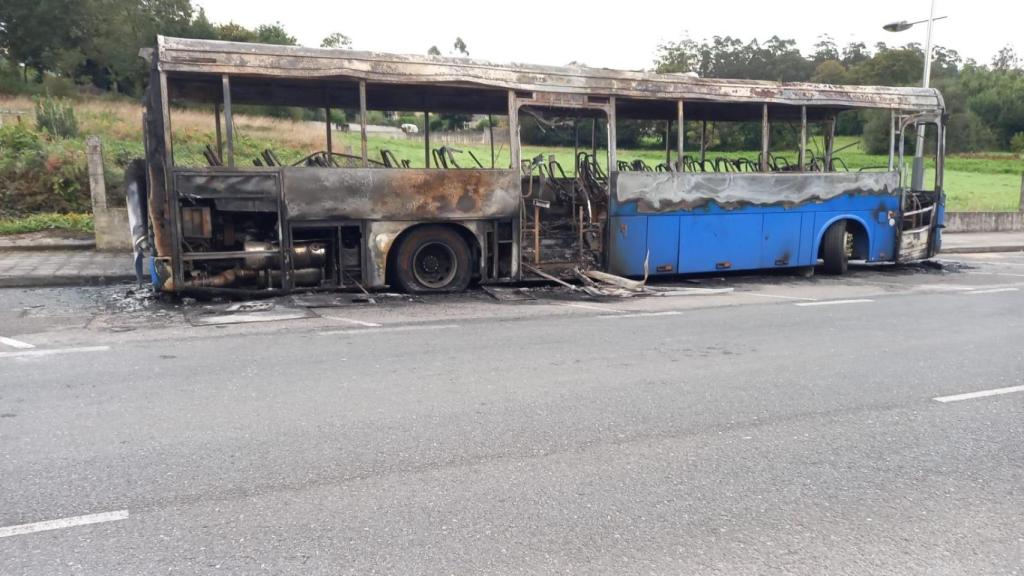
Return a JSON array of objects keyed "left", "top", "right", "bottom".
[{"left": 195, "top": 0, "right": 1020, "bottom": 71}]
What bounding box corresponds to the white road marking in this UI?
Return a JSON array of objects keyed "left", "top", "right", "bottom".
[
  {"left": 597, "top": 311, "right": 682, "bottom": 319},
  {"left": 970, "top": 271, "right": 1024, "bottom": 278},
  {"left": 321, "top": 316, "right": 384, "bottom": 327},
  {"left": 0, "top": 510, "right": 129, "bottom": 539},
  {"left": 0, "top": 346, "right": 110, "bottom": 360},
  {"left": 744, "top": 292, "right": 819, "bottom": 302},
  {"left": 321, "top": 324, "right": 458, "bottom": 336},
  {"left": 933, "top": 385, "right": 1024, "bottom": 403},
  {"left": 559, "top": 303, "right": 625, "bottom": 313},
  {"left": 0, "top": 336, "right": 35, "bottom": 349},
  {"left": 794, "top": 299, "right": 874, "bottom": 307},
  {"left": 964, "top": 287, "right": 1020, "bottom": 295}
]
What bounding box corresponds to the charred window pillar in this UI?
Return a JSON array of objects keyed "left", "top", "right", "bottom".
[
  {"left": 607, "top": 96, "right": 617, "bottom": 171},
  {"left": 888, "top": 109, "right": 896, "bottom": 171},
  {"left": 359, "top": 80, "right": 368, "bottom": 167},
  {"left": 760, "top": 104, "right": 770, "bottom": 172},
  {"left": 824, "top": 116, "right": 836, "bottom": 172},
  {"left": 214, "top": 103, "right": 223, "bottom": 162},
  {"left": 798, "top": 106, "right": 807, "bottom": 172},
  {"left": 221, "top": 74, "right": 234, "bottom": 167},
  {"left": 676, "top": 100, "right": 685, "bottom": 171},
  {"left": 507, "top": 90, "right": 520, "bottom": 169}
]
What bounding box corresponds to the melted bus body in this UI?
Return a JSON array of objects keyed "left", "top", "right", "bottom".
[{"left": 135, "top": 37, "right": 945, "bottom": 295}]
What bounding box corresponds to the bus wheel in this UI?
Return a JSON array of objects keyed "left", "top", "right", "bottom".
[
  {"left": 394, "top": 226, "right": 472, "bottom": 293},
  {"left": 821, "top": 221, "right": 848, "bottom": 275}
]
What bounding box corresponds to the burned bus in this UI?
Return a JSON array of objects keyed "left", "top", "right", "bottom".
[{"left": 134, "top": 36, "right": 945, "bottom": 295}]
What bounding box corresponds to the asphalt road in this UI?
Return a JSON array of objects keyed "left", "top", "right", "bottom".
[{"left": 1, "top": 253, "right": 1023, "bottom": 575}]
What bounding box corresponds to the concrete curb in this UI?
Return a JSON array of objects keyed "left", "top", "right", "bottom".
[
  {"left": 0, "top": 274, "right": 137, "bottom": 289},
  {"left": 940, "top": 245, "right": 1024, "bottom": 255},
  {"left": 0, "top": 241, "right": 97, "bottom": 252}
]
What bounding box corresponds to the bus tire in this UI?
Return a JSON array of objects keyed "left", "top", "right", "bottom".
[
  {"left": 821, "top": 221, "right": 848, "bottom": 275},
  {"left": 394, "top": 225, "right": 472, "bottom": 293}
]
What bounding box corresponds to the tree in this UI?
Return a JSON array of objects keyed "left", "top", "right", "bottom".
[
  {"left": 453, "top": 37, "right": 468, "bottom": 56},
  {"left": 812, "top": 35, "right": 839, "bottom": 64},
  {"left": 841, "top": 42, "right": 870, "bottom": 67},
  {"left": 992, "top": 45, "right": 1020, "bottom": 72},
  {"left": 255, "top": 23, "right": 296, "bottom": 46},
  {"left": 321, "top": 32, "right": 351, "bottom": 49},
  {"left": 812, "top": 60, "right": 847, "bottom": 84},
  {"left": 427, "top": 46, "right": 441, "bottom": 56},
  {"left": 215, "top": 22, "right": 257, "bottom": 43},
  {"left": 0, "top": 0, "right": 83, "bottom": 81},
  {"left": 185, "top": 7, "right": 218, "bottom": 40}
]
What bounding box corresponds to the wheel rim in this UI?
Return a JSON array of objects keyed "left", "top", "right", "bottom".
[{"left": 412, "top": 241, "right": 458, "bottom": 289}]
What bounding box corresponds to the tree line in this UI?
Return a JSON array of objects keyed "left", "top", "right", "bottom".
[
  {"left": 0, "top": 0, "right": 349, "bottom": 95},
  {"left": 2, "top": 1, "right": 1022, "bottom": 153},
  {"left": 655, "top": 35, "right": 1024, "bottom": 153}
]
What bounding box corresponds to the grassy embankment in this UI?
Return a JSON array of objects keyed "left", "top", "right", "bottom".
[{"left": 1, "top": 94, "right": 1021, "bottom": 234}]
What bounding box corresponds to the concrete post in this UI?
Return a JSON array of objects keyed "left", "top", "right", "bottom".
[
  {"left": 1019, "top": 173, "right": 1024, "bottom": 213},
  {"left": 86, "top": 136, "right": 131, "bottom": 251},
  {"left": 86, "top": 136, "right": 107, "bottom": 214}
]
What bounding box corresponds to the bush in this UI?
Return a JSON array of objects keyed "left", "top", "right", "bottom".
[
  {"left": 34, "top": 96, "right": 79, "bottom": 139},
  {"left": 945, "top": 111, "right": 998, "bottom": 153},
  {"left": 0, "top": 123, "right": 44, "bottom": 155},
  {"left": 1011, "top": 132, "right": 1024, "bottom": 154}
]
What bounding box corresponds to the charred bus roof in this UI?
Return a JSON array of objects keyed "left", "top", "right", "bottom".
[{"left": 151, "top": 35, "right": 944, "bottom": 122}]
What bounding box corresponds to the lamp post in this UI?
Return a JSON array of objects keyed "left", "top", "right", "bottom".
[{"left": 883, "top": 0, "right": 947, "bottom": 190}]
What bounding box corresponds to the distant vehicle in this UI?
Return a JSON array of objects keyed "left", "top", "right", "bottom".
[
  {"left": 132, "top": 36, "right": 945, "bottom": 295},
  {"left": 400, "top": 123, "right": 419, "bottom": 134}
]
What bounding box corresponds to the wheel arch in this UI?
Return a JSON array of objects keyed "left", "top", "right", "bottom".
[
  {"left": 384, "top": 222, "right": 483, "bottom": 287},
  {"left": 813, "top": 215, "right": 871, "bottom": 260}
]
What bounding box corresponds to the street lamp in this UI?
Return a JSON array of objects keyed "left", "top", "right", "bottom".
[{"left": 883, "top": 1, "right": 947, "bottom": 190}]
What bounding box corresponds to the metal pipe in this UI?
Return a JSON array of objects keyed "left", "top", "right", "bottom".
[
  {"left": 799, "top": 106, "right": 807, "bottom": 171},
  {"left": 424, "top": 111, "right": 431, "bottom": 168},
  {"left": 607, "top": 97, "right": 617, "bottom": 171},
  {"left": 214, "top": 103, "right": 222, "bottom": 162},
  {"left": 761, "top": 104, "right": 770, "bottom": 172},
  {"left": 488, "top": 113, "right": 495, "bottom": 168},
  {"left": 358, "top": 80, "right": 368, "bottom": 167},
  {"left": 664, "top": 119, "right": 671, "bottom": 166},
  {"left": 573, "top": 117, "right": 579, "bottom": 175},
  {"left": 888, "top": 109, "right": 896, "bottom": 171},
  {"left": 677, "top": 100, "right": 685, "bottom": 171},
  {"left": 325, "top": 102, "right": 333, "bottom": 156},
  {"left": 221, "top": 74, "right": 233, "bottom": 167},
  {"left": 700, "top": 121, "right": 707, "bottom": 164},
  {"left": 824, "top": 117, "right": 835, "bottom": 172}
]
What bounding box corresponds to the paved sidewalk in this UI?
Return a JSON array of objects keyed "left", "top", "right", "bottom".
[
  {"left": 940, "top": 232, "right": 1024, "bottom": 254},
  {"left": 0, "top": 250, "right": 136, "bottom": 288}
]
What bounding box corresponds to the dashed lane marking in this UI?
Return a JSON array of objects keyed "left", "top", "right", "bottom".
[
  {"left": 0, "top": 336, "right": 34, "bottom": 349},
  {"left": 744, "top": 292, "right": 819, "bottom": 302},
  {"left": 933, "top": 385, "right": 1024, "bottom": 403},
  {"left": 559, "top": 303, "right": 626, "bottom": 313},
  {"left": 793, "top": 299, "right": 874, "bottom": 307},
  {"left": 0, "top": 510, "right": 129, "bottom": 539},
  {"left": 597, "top": 311, "right": 682, "bottom": 319},
  {"left": 320, "top": 316, "right": 384, "bottom": 327},
  {"left": 964, "top": 287, "right": 1020, "bottom": 295},
  {"left": 320, "top": 324, "right": 459, "bottom": 336},
  {"left": 0, "top": 346, "right": 110, "bottom": 360}
]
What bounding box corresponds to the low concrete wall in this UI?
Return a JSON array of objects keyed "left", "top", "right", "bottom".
[
  {"left": 944, "top": 212, "right": 1024, "bottom": 233},
  {"left": 87, "top": 136, "right": 131, "bottom": 251}
]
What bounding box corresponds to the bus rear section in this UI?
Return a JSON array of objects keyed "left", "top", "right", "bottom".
[{"left": 603, "top": 102, "right": 945, "bottom": 277}]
